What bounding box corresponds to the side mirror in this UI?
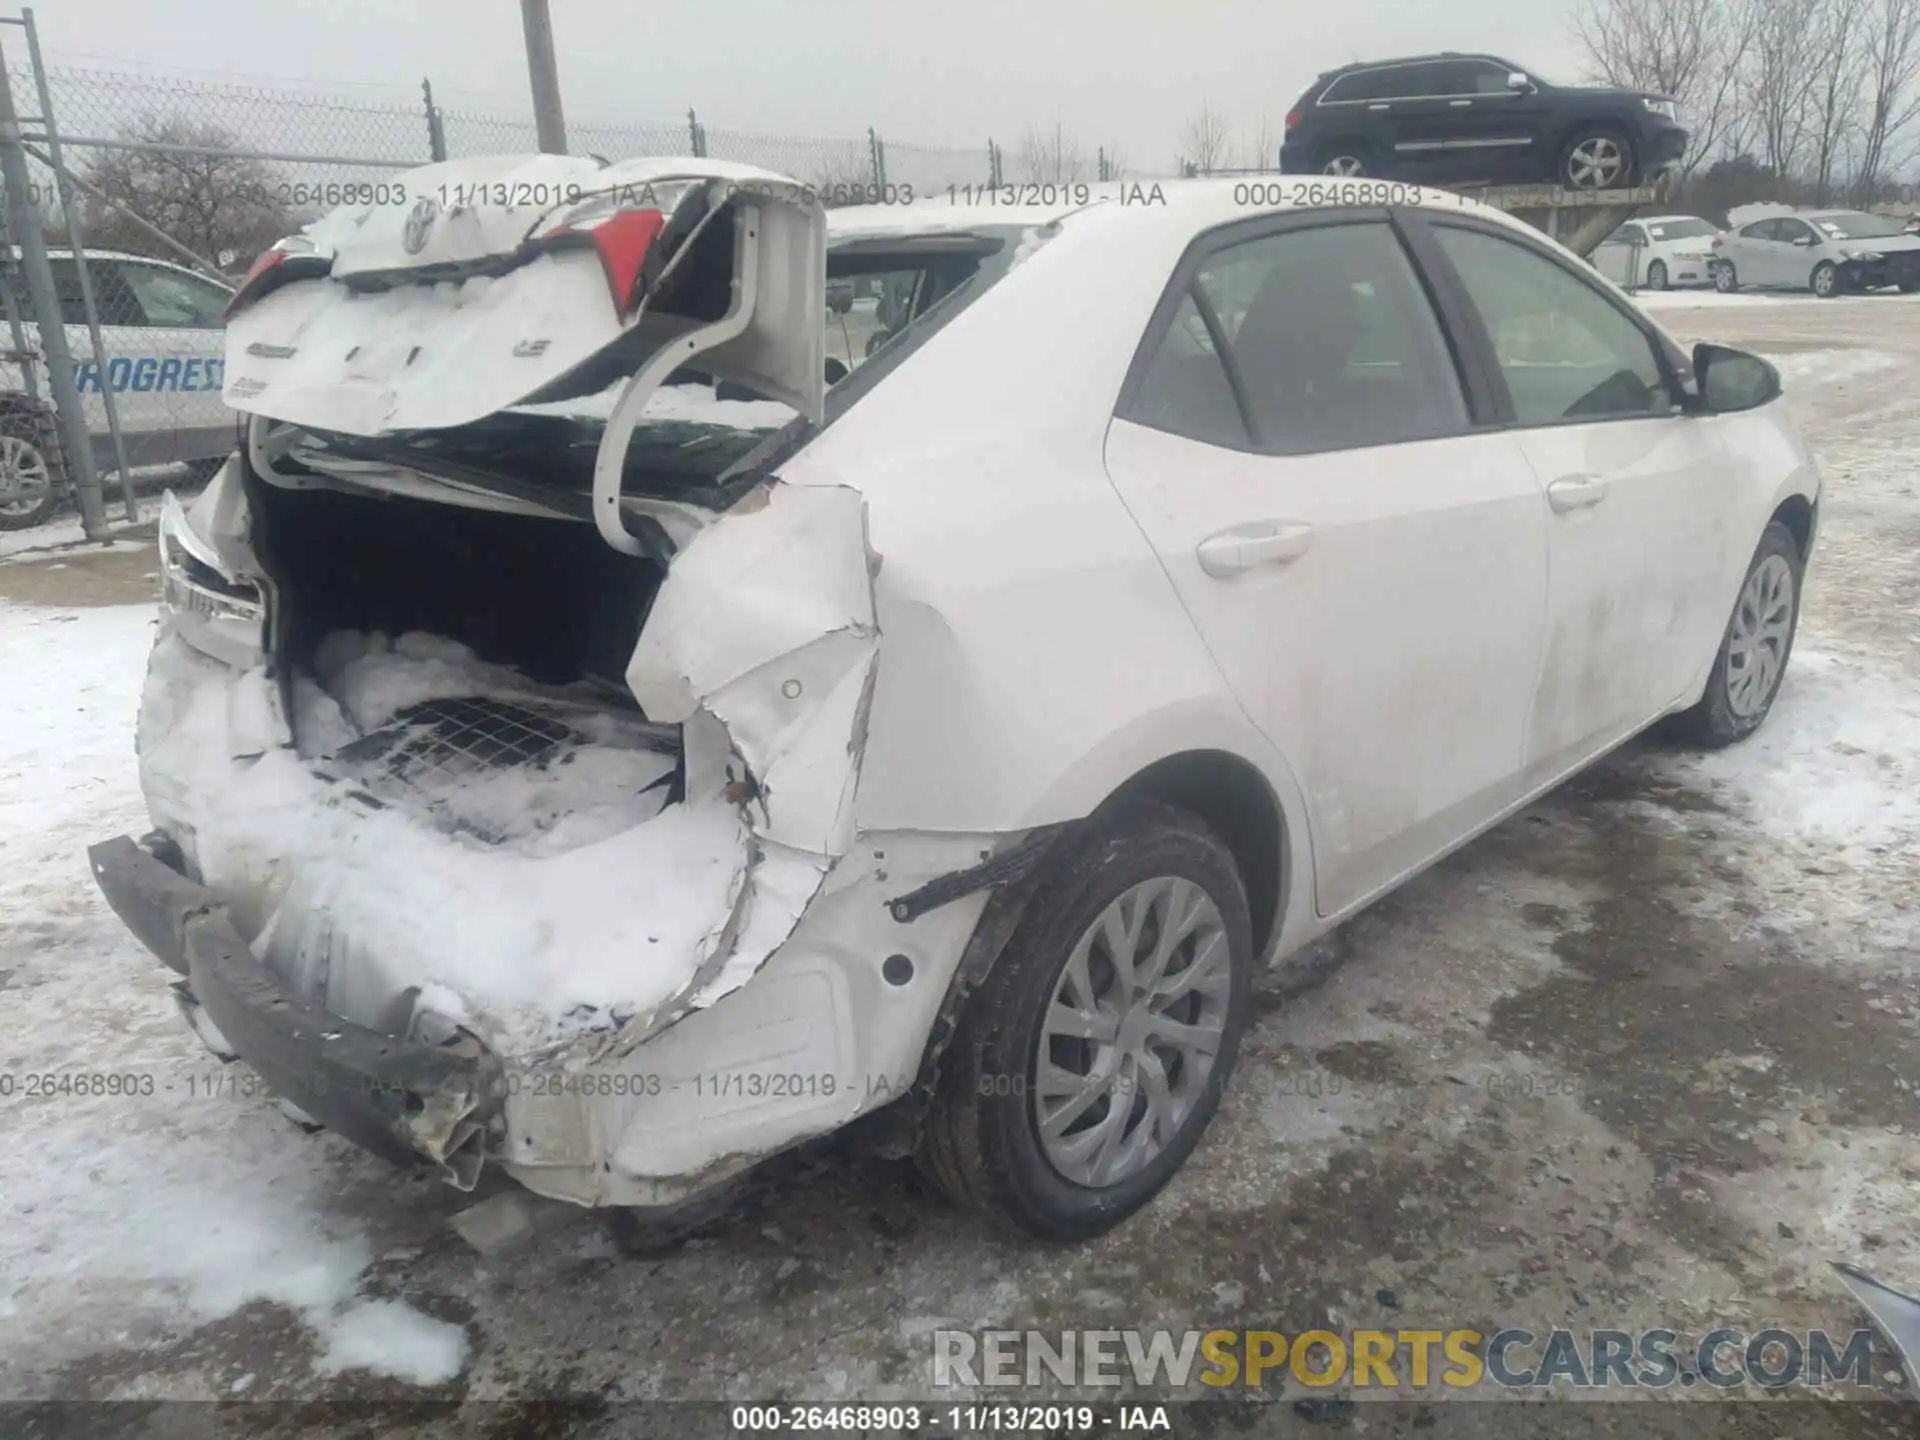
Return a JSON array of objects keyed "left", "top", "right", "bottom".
[
  {"left": 1691, "top": 343, "right": 1780, "bottom": 414},
  {"left": 1506, "top": 71, "right": 1533, "bottom": 92}
]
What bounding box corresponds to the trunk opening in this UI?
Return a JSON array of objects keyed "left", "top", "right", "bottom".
[{"left": 245, "top": 462, "right": 664, "bottom": 696}]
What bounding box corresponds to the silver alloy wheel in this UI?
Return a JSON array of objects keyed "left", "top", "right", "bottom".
[
  {"left": 1566, "top": 136, "right": 1625, "bottom": 188},
  {"left": 1321, "top": 155, "right": 1366, "bottom": 177},
  {"left": 1812, "top": 264, "right": 1837, "bottom": 297},
  {"left": 1714, "top": 262, "right": 1737, "bottom": 292},
  {"left": 0, "top": 434, "right": 51, "bottom": 516},
  {"left": 1033, "top": 875, "right": 1232, "bottom": 1188},
  {"left": 1725, "top": 554, "right": 1794, "bottom": 718},
  {"left": 1646, "top": 259, "right": 1668, "bottom": 290}
]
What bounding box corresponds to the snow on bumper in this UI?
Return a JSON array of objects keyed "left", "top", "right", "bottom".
[{"left": 103, "top": 479, "right": 1017, "bottom": 1203}]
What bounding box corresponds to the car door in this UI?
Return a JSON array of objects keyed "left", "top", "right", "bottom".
[
  {"left": 1770, "top": 217, "right": 1822, "bottom": 289},
  {"left": 1427, "top": 58, "right": 1556, "bottom": 180},
  {"left": 1377, "top": 61, "right": 1480, "bottom": 177},
  {"left": 110, "top": 260, "right": 233, "bottom": 466},
  {"left": 1102, "top": 210, "right": 1550, "bottom": 918},
  {"left": 1411, "top": 215, "right": 1745, "bottom": 777},
  {"left": 1591, "top": 223, "right": 1646, "bottom": 285},
  {"left": 1310, "top": 64, "right": 1412, "bottom": 175},
  {"left": 1736, "top": 219, "right": 1795, "bottom": 287}
]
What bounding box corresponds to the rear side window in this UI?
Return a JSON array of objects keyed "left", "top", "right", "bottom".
[
  {"left": 1320, "top": 67, "right": 1405, "bottom": 103},
  {"left": 1740, "top": 219, "right": 1780, "bottom": 240},
  {"left": 1125, "top": 221, "right": 1469, "bottom": 455},
  {"left": 1431, "top": 224, "right": 1671, "bottom": 426},
  {"left": 118, "top": 264, "right": 231, "bottom": 328}
]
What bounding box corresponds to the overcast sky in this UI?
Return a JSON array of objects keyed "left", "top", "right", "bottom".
[{"left": 44, "top": 0, "right": 1592, "bottom": 174}]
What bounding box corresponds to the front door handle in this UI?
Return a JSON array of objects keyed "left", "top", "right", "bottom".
[
  {"left": 1196, "top": 521, "right": 1316, "bottom": 577},
  {"left": 1546, "top": 474, "right": 1608, "bottom": 512}
]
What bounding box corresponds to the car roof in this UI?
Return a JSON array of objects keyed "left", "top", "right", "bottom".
[{"left": 1318, "top": 52, "right": 1508, "bottom": 76}]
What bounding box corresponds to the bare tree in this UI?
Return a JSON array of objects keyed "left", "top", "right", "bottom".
[
  {"left": 79, "top": 113, "right": 300, "bottom": 264},
  {"left": 1802, "top": 0, "right": 1872, "bottom": 200},
  {"left": 1017, "top": 119, "right": 1087, "bottom": 184},
  {"left": 1857, "top": 0, "right": 1920, "bottom": 197},
  {"left": 1747, "top": 0, "right": 1823, "bottom": 176},
  {"left": 1181, "top": 102, "right": 1233, "bottom": 175},
  {"left": 1096, "top": 143, "right": 1130, "bottom": 181},
  {"left": 1571, "top": 0, "right": 1755, "bottom": 171},
  {"left": 1238, "top": 112, "right": 1283, "bottom": 172}
]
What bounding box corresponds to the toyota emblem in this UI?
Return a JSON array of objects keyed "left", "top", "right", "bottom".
[{"left": 402, "top": 197, "right": 440, "bottom": 255}]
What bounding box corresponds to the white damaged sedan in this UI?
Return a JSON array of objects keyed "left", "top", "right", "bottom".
[{"left": 92, "top": 158, "right": 1820, "bottom": 1241}]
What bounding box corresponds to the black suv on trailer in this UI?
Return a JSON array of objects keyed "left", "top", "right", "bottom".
[{"left": 1279, "top": 54, "right": 1688, "bottom": 190}]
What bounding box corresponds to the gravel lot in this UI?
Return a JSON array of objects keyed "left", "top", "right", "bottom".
[{"left": 1, "top": 292, "right": 1916, "bottom": 1437}]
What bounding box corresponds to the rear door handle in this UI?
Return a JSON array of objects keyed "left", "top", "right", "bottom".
[
  {"left": 1196, "top": 521, "right": 1315, "bottom": 577},
  {"left": 1546, "top": 474, "right": 1608, "bottom": 512},
  {"left": 1368, "top": 103, "right": 1390, "bottom": 111}
]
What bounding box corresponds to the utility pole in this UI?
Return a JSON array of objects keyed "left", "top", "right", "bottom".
[
  {"left": 519, "top": 0, "right": 568, "bottom": 155},
  {"left": 0, "top": 26, "right": 107, "bottom": 538}
]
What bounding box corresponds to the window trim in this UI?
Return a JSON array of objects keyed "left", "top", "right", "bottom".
[
  {"left": 1399, "top": 210, "right": 1692, "bottom": 432},
  {"left": 1114, "top": 205, "right": 1492, "bottom": 457},
  {"left": 1317, "top": 55, "right": 1527, "bottom": 106}
]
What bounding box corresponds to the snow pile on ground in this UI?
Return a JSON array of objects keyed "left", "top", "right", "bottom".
[{"left": 0, "top": 599, "right": 467, "bottom": 1393}]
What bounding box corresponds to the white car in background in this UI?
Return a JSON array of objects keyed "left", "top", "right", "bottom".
[
  {"left": 1711, "top": 209, "right": 1920, "bottom": 296},
  {"left": 0, "top": 248, "right": 233, "bottom": 529},
  {"left": 91, "top": 157, "right": 1819, "bottom": 1243},
  {"left": 1590, "top": 214, "right": 1718, "bottom": 290}
]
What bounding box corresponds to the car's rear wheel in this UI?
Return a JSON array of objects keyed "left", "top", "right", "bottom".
[
  {"left": 1811, "top": 261, "right": 1842, "bottom": 298},
  {"left": 1560, "top": 128, "right": 1634, "bottom": 189},
  {"left": 1713, "top": 260, "right": 1740, "bottom": 293},
  {"left": 917, "top": 800, "right": 1253, "bottom": 1240},
  {"left": 1668, "top": 522, "right": 1802, "bottom": 748},
  {"left": 0, "top": 414, "right": 61, "bottom": 531},
  {"left": 1316, "top": 144, "right": 1373, "bottom": 178},
  {"left": 1645, "top": 259, "right": 1669, "bottom": 291}
]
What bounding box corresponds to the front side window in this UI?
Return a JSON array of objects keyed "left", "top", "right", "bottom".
[
  {"left": 1433, "top": 224, "right": 1672, "bottom": 426},
  {"left": 1811, "top": 212, "right": 1904, "bottom": 240},
  {"left": 1775, "top": 219, "right": 1815, "bottom": 245},
  {"left": 1432, "top": 60, "right": 1515, "bottom": 96},
  {"left": 1741, "top": 219, "right": 1782, "bottom": 241},
  {"left": 118, "top": 264, "right": 231, "bottom": 328},
  {"left": 1126, "top": 221, "right": 1468, "bottom": 454}
]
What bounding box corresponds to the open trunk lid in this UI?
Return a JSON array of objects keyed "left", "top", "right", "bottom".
[{"left": 222, "top": 154, "right": 826, "bottom": 437}]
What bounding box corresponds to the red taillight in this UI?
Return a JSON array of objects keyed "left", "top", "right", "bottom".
[
  {"left": 1284, "top": 109, "right": 1302, "bottom": 131},
  {"left": 222, "top": 247, "right": 289, "bottom": 321},
  {"left": 554, "top": 208, "right": 667, "bottom": 318}
]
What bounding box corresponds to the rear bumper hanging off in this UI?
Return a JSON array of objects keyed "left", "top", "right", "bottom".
[{"left": 87, "top": 834, "right": 500, "bottom": 1186}]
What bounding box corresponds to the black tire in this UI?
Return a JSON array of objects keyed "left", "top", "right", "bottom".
[
  {"left": 916, "top": 799, "right": 1254, "bottom": 1241},
  {"left": 1559, "top": 126, "right": 1636, "bottom": 189},
  {"left": 0, "top": 402, "right": 64, "bottom": 531},
  {"left": 1314, "top": 142, "right": 1374, "bottom": 178},
  {"left": 1900, "top": 280, "right": 1920, "bottom": 294},
  {"left": 1644, "top": 259, "right": 1669, "bottom": 291},
  {"left": 1668, "top": 522, "right": 1803, "bottom": 748},
  {"left": 1713, "top": 261, "right": 1740, "bottom": 293},
  {"left": 1811, "top": 261, "right": 1843, "bottom": 298}
]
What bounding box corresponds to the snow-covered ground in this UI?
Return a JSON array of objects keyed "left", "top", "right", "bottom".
[{"left": 1, "top": 297, "right": 1916, "bottom": 1420}]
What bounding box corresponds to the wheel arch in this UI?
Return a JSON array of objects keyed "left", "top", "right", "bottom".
[{"left": 1091, "top": 748, "right": 1289, "bottom": 959}]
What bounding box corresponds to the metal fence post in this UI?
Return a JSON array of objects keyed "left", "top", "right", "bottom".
[
  {"left": 868, "top": 128, "right": 885, "bottom": 193},
  {"left": 519, "top": 0, "right": 568, "bottom": 154},
  {"left": 24, "top": 7, "right": 135, "bottom": 521},
  {"left": 988, "top": 139, "right": 1002, "bottom": 188},
  {"left": 422, "top": 77, "right": 447, "bottom": 162},
  {"left": 0, "top": 24, "right": 107, "bottom": 538},
  {"left": 687, "top": 108, "right": 705, "bottom": 158}
]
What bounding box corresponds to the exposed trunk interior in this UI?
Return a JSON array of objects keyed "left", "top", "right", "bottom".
[
  {"left": 244, "top": 464, "right": 665, "bottom": 695},
  {"left": 240, "top": 461, "right": 682, "bottom": 848}
]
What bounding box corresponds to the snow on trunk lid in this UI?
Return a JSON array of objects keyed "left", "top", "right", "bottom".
[{"left": 223, "top": 155, "right": 826, "bottom": 437}]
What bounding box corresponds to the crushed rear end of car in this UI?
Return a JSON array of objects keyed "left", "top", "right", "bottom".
[{"left": 89, "top": 156, "right": 996, "bottom": 1210}]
